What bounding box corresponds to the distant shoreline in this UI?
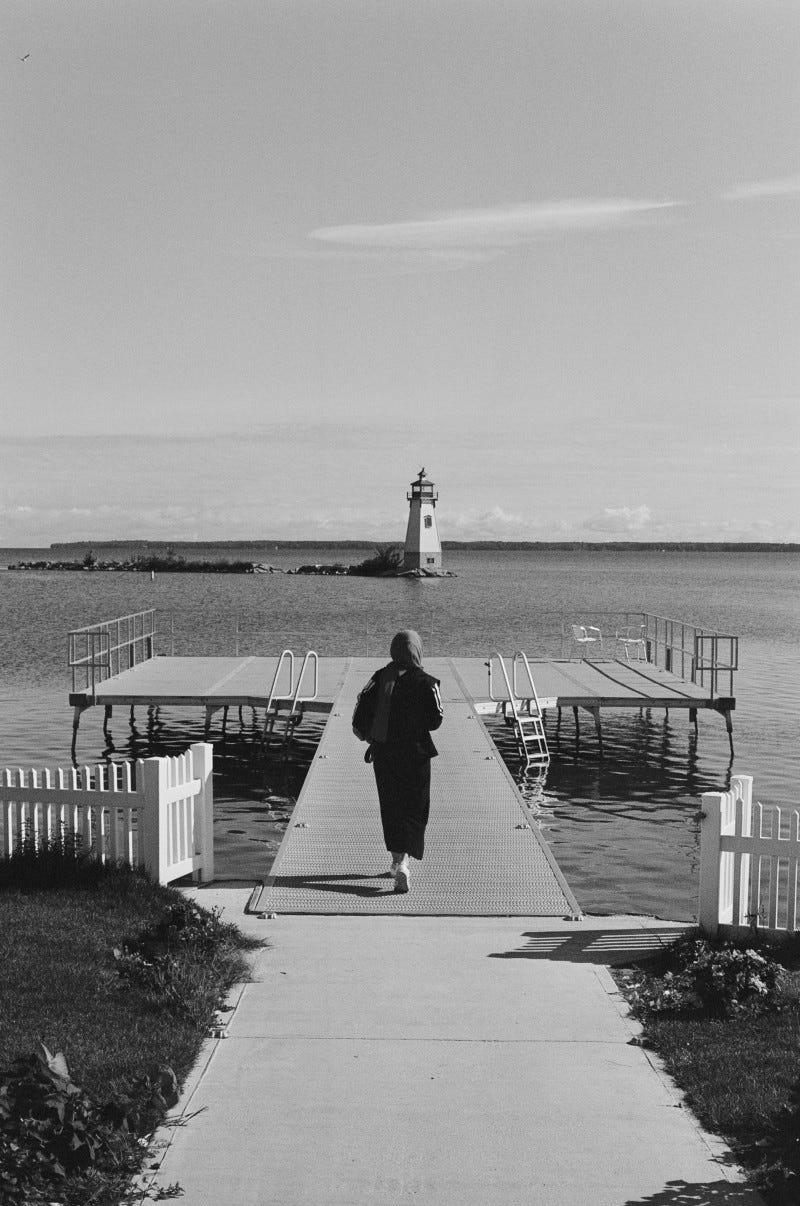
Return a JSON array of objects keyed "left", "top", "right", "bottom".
[{"left": 34, "top": 539, "right": 800, "bottom": 552}]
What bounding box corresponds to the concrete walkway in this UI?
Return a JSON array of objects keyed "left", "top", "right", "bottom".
[{"left": 140, "top": 892, "right": 763, "bottom": 1206}]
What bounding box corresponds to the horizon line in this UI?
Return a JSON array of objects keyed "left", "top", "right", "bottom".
[{"left": 5, "top": 539, "right": 798, "bottom": 553}]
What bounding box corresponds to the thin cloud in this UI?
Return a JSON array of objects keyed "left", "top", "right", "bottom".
[
  {"left": 308, "top": 199, "right": 681, "bottom": 253},
  {"left": 724, "top": 174, "right": 800, "bottom": 201},
  {"left": 581, "top": 505, "right": 652, "bottom": 534}
]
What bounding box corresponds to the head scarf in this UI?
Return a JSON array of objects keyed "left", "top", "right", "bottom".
[
  {"left": 369, "top": 631, "right": 424, "bottom": 743},
  {"left": 390, "top": 629, "right": 423, "bottom": 670}
]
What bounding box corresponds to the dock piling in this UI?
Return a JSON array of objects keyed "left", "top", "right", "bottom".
[{"left": 591, "top": 707, "right": 604, "bottom": 757}]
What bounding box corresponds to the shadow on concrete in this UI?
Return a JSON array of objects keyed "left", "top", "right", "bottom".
[
  {"left": 623, "top": 1178, "right": 763, "bottom": 1204},
  {"left": 270, "top": 873, "right": 392, "bottom": 899},
  {"left": 489, "top": 927, "right": 690, "bottom": 966}
]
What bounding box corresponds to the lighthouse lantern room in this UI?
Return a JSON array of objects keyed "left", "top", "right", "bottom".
[{"left": 403, "top": 468, "right": 442, "bottom": 571}]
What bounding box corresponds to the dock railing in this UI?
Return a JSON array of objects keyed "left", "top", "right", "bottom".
[
  {"left": 641, "top": 614, "right": 737, "bottom": 699},
  {"left": 66, "top": 607, "right": 737, "bottom": 700},
  {"left": 549, "top": 611, "right": 737, "bottom": 698},
  {"left": 69, "top": 609, "right": 157, "bottom": 698},
  {"left": 699, "top": 775, "right": 799, "bottom": 938},
  {"left": 1, "top": 743, "right": 213, "bottom": 885}
]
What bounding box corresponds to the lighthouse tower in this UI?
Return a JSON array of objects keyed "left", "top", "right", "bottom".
[{"left": 403, "top": 468, "right": 442, "bottom": 571}]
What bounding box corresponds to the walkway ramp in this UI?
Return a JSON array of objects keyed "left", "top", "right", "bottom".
[{"left": 252, "top": 658, "right": 579, "bottom": 917}]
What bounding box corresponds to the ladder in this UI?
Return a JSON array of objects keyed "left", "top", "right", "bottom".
[
  {"left": 262, "top": 649, "right": 319, "bottom": 751},
  {"left": 487, "top": 651, "right": 550, "bottom": 770}
]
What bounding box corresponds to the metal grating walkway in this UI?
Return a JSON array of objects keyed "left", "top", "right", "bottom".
[{"left": 253, "top": 658, "right": 580, "bottom": 917}]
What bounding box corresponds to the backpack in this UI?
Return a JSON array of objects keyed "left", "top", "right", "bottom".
[{"left": 352, "top": 676, "right": 378, "bottom": 742}]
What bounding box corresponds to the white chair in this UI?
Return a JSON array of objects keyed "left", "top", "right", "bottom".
[
  {"left": 616, "top": 624, "right": 647, "bottom": 662},
  {"left": 571, "top": 624, "right": 603, "bottom": 658}
]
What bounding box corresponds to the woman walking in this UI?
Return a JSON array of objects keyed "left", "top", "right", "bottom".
[{"left": 352, "top": 630, "right": 443, "bottom": 893}]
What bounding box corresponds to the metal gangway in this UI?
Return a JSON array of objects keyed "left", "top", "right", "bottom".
[{"left": 487, "top": 651, "right": 550, "bottom": 771}]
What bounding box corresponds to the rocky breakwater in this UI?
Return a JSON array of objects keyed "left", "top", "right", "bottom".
[{"left": 8, "top": 554, "right": 256, "bottom": 574}]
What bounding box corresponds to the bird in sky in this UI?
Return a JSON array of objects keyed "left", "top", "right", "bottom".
[{"left": 20, "top": 53, "right": 30, "bottom": 61}]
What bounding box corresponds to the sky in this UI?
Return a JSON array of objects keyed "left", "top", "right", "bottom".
[{"left": 2, "top": 0, "right": 799, "bottom": 545}]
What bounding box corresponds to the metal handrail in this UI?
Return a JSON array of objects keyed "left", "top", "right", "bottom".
[
  {"left": 486, "top": 651, "right": 525, "bottom": 728},
  {"left": 265, "top": 649, "right": 296, "bottom": 710},
  {"left": 512, "top": 651, "right": 545, "bottom": 718},
  {"left": 68, "top": 609, "right": 156, "bottom": 696},
  {"left": 293, "top": 650, "right": 319, "bottom": 706}
]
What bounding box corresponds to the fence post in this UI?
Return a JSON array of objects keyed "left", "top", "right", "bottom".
[
  {"left": 731, "top": 774, "right": 754, "bottom": 927},
  {"left": 141, "top": 756, "right": 169, "bottom": 884},
  {"left": 191, "top": 743, "right": 214, "bottom": 884},
  {"left": 699, "top": 791, "right": 725, "bottom": 937}
]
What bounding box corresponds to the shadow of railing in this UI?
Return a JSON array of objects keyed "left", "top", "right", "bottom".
[{"left": 489, "top": 926, "right": 693, "bottom": 965}]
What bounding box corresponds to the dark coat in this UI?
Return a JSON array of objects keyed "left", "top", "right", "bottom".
[{"left": 353, "top": 665, "right": 443, "bottom": 860}]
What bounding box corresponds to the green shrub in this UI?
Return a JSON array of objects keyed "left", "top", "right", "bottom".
[
  {"left": 627, "top": 937, "right": 788, "bottom": 1019},
  {"left": 0, "top": 1042, "right": 176, "bottom": 1206},
  {"left": 351, "top": 544, "right": 403, "bottom": 576}
]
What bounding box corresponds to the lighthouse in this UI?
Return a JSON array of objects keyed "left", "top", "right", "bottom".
[{"left": 403, "top": 468, "right": 442, "bottom": 572}]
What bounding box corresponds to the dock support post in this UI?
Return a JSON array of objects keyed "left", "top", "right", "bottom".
[
  {"left": 221, "top": 706, "right": 228, "bottom": 738},
  {"left": 130, "top": 705, "right": 135, "bottom": 722},
  {"left": 204, "top": 706, "right": 213, "bottom": 740},
  {"left": 103, "top": 705, "right": 112, "bottom": 737},
  {"left": 71, "top": 702, "right": 88, "bottom": 760},
  {"left": 689, "top": 707, "right": 698, "bottom": 735},
  {"left": 572, "top": 706, "right": 579, "bottom": 736},
  {"left": 723, "top": 709, "right": 734, "bottom": 756},
  {"left": 591, "top": 707, "right": 603, "bottom": 757}
]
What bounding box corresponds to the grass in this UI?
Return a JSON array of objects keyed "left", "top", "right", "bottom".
[
  {"left": 615, "top": 935, "right": 800, "bottom": 1206},
  {"left": 0, "top": 841, "right": 262, "bottom": 1204}
]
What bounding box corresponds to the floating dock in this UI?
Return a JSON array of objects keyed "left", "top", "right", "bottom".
[
  {"left": 68, "top": 609, "right": 737, "bottom": 758},
  {"left": 69, "top": 653, "right": 736, "bottom": 754}
]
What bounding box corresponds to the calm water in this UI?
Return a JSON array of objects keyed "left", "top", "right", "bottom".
[{"left": 1, "top": 546, "right": 798, "bottom": 921}]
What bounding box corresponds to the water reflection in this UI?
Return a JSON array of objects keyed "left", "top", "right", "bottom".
[{"left": 484, "top": 708, "right": 735, "bottom": 921}]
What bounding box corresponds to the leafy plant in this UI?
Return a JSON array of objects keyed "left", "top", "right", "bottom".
[
  {"left": 0, "top": 1042, "right": 171, "bottom": 1206},
  {"left": 627, "top": 937, "right": 787, "bottom": 1019}
]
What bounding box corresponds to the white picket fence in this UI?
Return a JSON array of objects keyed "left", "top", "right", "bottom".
[
  {"left": 700, "top": 774, "right": 800, "bottom": 938},
  {"left": 1, "top": 743, "right": 214, "bottom": 885}
]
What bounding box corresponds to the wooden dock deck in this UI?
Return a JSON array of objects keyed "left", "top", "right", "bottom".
[
  {"left": 69, "top": 651, "right": 736, "bottom": 754},
  {"left": 250, "top": 659, "right": 581, "bottom": 917}
]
